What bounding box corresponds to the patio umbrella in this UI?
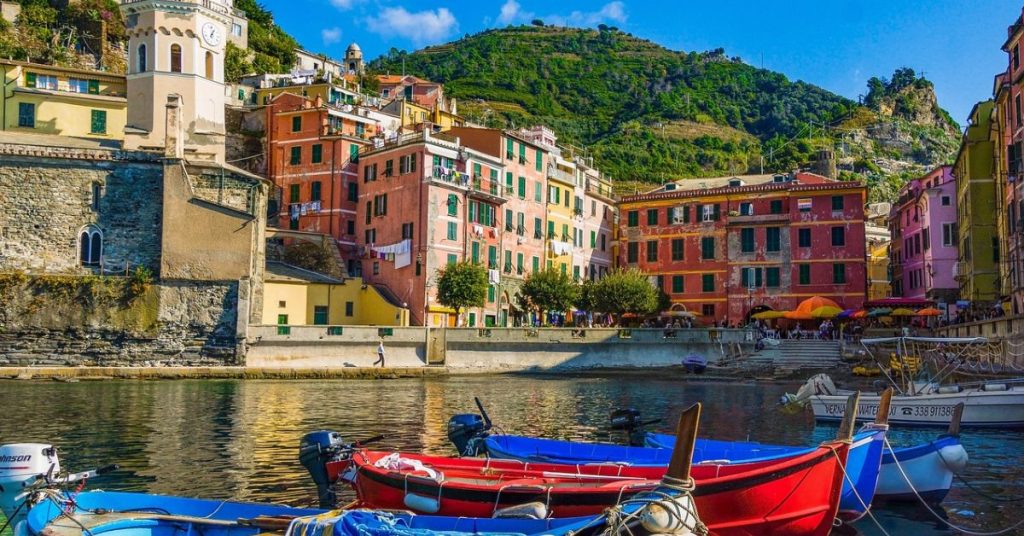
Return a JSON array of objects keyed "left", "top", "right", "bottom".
[
  {"left": 868, "top": 308, "right": 892, "bottom": 317},
  {"left": 663, "top": 310, "right": 700, "bottom": 318},
  {"left": 852, "top": 310, "right": 868, "bottom": 319},
  {"left": 890, "top": 308, "right": 917, "bottom": 316},
  {"left": 916, "top": 307, "right": 942, "bottom": 317},
  {"left": 784, "top": 310, "right": 813, "bottom": 320},
  {"left": 796, "top": 296, "right": 841, "bottom": 313},
  {"left": 836, "top": 308, "right": 858, "bottom": 319},
  {"left": 808, "top": 305, "right": 843, "bottom": 318},
  {"left": 752, "top": 310, "right": 788, "bottom": 319}
]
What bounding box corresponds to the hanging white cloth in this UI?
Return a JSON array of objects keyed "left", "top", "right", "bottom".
[{"left": 488, "top": 269, "right": 500, "bottom": 284}]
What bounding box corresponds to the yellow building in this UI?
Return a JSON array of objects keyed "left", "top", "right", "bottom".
[
  {"left": 546, "top": 155, "right": 576, "bottom": 274},
  {"left": 0, "top": 60, "right": 126, "bottom": 140},
  {"left": 261, "top": 261, "right": 410, "bottom": 326},
  {"left": 954, "top": 100, "right": 1000, "bottom": 305},
  {"left": 867, "top": 239, "right": 892, "bottom": 301},
  {"left": 381, "top": 98, "right": 463, "bottom": 133}
]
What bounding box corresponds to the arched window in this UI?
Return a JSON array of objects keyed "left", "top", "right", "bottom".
[
  {"left": 137, "top": 44, "right": 147, "bottom": 73},
  {"left": 79, "top": 226, "right": 102, "bottom": 266},
  {"left": 205, "top": 51, "right": 213, "bottom": 79},
  {"left": 170, "top": 44, "right": 182, "bottom": 73}
]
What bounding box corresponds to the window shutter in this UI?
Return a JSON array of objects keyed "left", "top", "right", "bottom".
[
  {"left": 712, "top": 204, "right": 720, "bottom": 221},
  {"left": 88, "top": 79, "right": 100, "bottom": 95},
  {"left": 741, "top": 268, "right": 750, "bottom": 287},
  {"left": 754, "top": 268, "right": 763, "bottom": 287},
  {"left": 683, "top": 205, "right": 690, "bottom": 223},
  {"left": 25, "top": 72, "right": 35, "bottom": 87}
]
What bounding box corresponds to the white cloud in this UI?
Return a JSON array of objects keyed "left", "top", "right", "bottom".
[
  {"left": 366, "top": 7, "right": 459, "bottom": 46},
  {"left": 329, "top": 0, "right": 356, "bottom": 10},
  {"left": 321, "top": 27, "right": 342, "bottom": 45},
  {"left": 493, "top": 1, "right": 627, "bottom": 28}
]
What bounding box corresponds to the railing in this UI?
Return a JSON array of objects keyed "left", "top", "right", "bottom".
[
  {"left": 547, "top": 165, "right": 575, "bottom": 184},
  {"left": 585, "top": 178, "right": 615, "bottom": 200}
]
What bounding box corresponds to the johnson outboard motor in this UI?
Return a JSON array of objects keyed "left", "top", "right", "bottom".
[
  {"left": 299, "top": 431, "right": 345, "bottom": 509},
  {"left": 447, "top": 397, "right": 493, "bottom": 456},
  {"left": 609, "top": 408, "right": 660, "bottom": 446}
]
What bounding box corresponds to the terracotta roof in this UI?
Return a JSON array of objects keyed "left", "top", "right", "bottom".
[{"left": 621, "top": 172, "right": 861, "bottom": 204}]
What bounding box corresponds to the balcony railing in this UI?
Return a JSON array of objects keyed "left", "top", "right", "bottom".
[{"left": 547, "top": 165, "right": 575, "bottom": 184}]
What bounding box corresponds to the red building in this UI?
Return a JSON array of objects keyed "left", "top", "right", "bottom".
[
  {"left": 265, "top": 92, "right": 379, "bottom": 275},
  {"left": 618, "top": 172, "right": 867, "bottom": 324}
]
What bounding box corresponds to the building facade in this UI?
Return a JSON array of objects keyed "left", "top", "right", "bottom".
[
  {"left": 1001, "top": 13, "right": 1024, "bottom": 314},
  {"left": 618, "top": 173, "right": 867, "bottom": 324},
  {"left": 888, "top": 166, "right": 959, "bottom": 307}
]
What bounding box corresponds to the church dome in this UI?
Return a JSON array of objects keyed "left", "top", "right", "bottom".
[{"left": 346, "top": 42, "right": 362, "bottom": 53}]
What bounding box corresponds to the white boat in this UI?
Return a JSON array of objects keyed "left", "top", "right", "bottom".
[
  {"left": 786, "top": 337, "right": 1024, "bottom": 427},
  {"left": 876, "top": 433, "right": 968, "bottom": 503}
]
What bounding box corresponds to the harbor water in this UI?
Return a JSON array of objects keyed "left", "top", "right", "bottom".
[{"left": 1, "top": 374, "right": 1023, "bottom": 535}]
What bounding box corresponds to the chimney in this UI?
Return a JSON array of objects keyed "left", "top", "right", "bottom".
[
  {"left": 314, "top": 94, "right": 323, "bottom": 108},
  {"left": 165, "top": 94, "right": 183, "bottom": 159},
  {"left": 450, "top": 97, "right": 457, "bottom": 115}
]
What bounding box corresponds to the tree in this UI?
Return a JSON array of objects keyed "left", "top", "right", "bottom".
[
  {"left": 531, "top": 19, "right": 544, "bottom": 27},
  {"left": 283, "top": 242, "right": 338, "bottom": 276},
  {"left": 575, "top": 279, "right": 598, "bottom": 312},
  {"left": 436, "top": 262, "right": 488, "bottom": 326},
  {"left": 593, "top": 268, "right": 659, "bottom": 321},
  {"left": 520, "top": 269, "right": 579, "bottom": 322}
]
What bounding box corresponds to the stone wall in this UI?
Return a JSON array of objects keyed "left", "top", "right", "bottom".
[{"left": 0, "top": 149, "right": 163, "bottom": 274}]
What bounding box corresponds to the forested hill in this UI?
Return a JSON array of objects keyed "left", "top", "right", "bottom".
[{"left": 370, "top": 25, "right": 961, "bottom": 200}]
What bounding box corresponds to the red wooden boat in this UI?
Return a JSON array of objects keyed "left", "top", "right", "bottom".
[{"left": 337, "top": 441, "right": 849, "bottom": 536}]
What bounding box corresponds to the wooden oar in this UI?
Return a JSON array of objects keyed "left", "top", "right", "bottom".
[
  {"left": 947, "top": 402, "right": 965, "bottom": 437},
  {"left": 836, "top": 391, "right": 861, "bottom": 441},
  {"left": 666, "top": 402, "right": 702, "bottom": 482},
  {"left": 874, "top": 388, "right": 894, "bottom": 426},
  {"left": 237, "top": 516, "right": 296, "bottom": 531}
]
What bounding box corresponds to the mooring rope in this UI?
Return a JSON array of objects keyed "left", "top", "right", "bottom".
[{"left": 833, "top": 445, "right": 891, "bottom": 536}]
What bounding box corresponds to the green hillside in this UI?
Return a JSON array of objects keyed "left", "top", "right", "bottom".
[{"left": 370, "top": 25, "right": 961, "bottom": 199}]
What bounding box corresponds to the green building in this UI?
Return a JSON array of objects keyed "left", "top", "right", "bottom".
[{"left": 954, "top": 100, "right": 1000, "bottom": 307}]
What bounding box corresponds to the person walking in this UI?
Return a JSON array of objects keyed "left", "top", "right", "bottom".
[{"left": 374, "top": 339, "right": 385, "bottom": 367}]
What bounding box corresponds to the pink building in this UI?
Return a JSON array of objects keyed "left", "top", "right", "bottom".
[{"left": 888, "top": 166, "right": 959, "bottom": 307}]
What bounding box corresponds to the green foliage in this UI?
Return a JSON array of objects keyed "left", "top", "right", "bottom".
[
  {"left": 591, "top": 268, "right": 658, "bottom": 317},
  {"left": 575, "top": 278, "right": 597, "bottom": 312},
  {"left": 227, "top": 0, "right": 299, "bottom": 82},
  {"left": 520, "top": 268, "right": 579, "bottom": 318},
  {"left": 436, "top": 262, "right": 488, "bottom": 323},
  {"left": 224, "top": 42, "right": 250, "bottom": 83},
  {"left": 126, "top": 266, "right": 153, "bottom": 299}
]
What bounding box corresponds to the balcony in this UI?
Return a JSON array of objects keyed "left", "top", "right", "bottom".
[
  {"left": 429, "top": 167, "right": 507, "bottom": 204},
  {"left": 585, "top": 178, "right": 616, "bottom": 200},
  {"left": 547, "top": 165, "right": 575, "bottom": 185}
]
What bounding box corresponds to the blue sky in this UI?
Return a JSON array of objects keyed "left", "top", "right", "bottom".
[{"left": 265, "top": 0, "right": 1022, "bottom": 124}]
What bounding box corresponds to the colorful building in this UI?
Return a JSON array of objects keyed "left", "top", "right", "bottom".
[
  {"left": 377, "top": 74, "right": 444, "bottom": 108},
  {"left": 1000, "top": 12, "right": 1024, "bottom": 314},
  {"left": 265, "top": 92, "right": 378, "bottom": 275},
  {"left": 577, "top": 160, "right": 617, "bottom": 280},
  {"left": 380, "top": 97, "right": 463, "bottom": 134},
  {"left": 954, "top": 101, "right": 1000, "bottom": 308},
  {"left": 888, "top": 166, "right": 959, "bottom": 307},
  {"left": 618, "top": 172, "right": 867, "bottom": 323},
  {"left": 0, "top": 60, "right": 126, "bottom": 140}
]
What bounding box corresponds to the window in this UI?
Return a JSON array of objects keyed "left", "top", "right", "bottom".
[
  {"left": 766, "top": 267, "right": 780, "bottom": 288},
  {"left": 292, "top": 116, "right": 302, "bottom": 132},
  {"left": 518, "top": 176, "right": 526, "bottom": 198},
  {"left": 532, "top": 256, "right": 540, "bottom": 273},
  {"left": 488, "top": 285, "right": 495, "bottom": 303},
  {"left": 289, "top": 184, "right": 300, "bottom": 203},
  {"left": 373, "top": 261, "right": 379, "bottom": 275},
  {"left": 205, "top": 51, "right": 213, "bottom": 79},
  {"left": 741, "top": 267, "right": 762, "bottom": 288},
  {"left": 401, "top": 222, "right": 414, "bottom": 239},
  {"left": 471, "top": 242, "right": 480, "bottom": 264},
  {"left": 29, "top": 73, "right": 57, "bottom": 90},
  {"left": 346, "top": 220, "right": 354, "bottom": 235},
  {"left": 799, "top": 264, "right": 811, "bottom": 285},
  {"left": 170, "top": 44, "right": 182, "bottom": 73},
  {"left": 942, "top": 222, "right": 956, "bottom": 246},
  {"left": 68, "top": 78, "right": 89, "bottom": 93},
  {"left": 311, "top": 181, "right": 322, "bottom": 202},
  {"left": 535, "top": 149, "right": 542, "bottom": 171},
  {"left": 534, "top": 182, "right": 542, "bottom": 202},
  {"left": 701, "top": 237, "right": 715, "bottom": 260},
  {"left": 627, "top": 210, "right": 639, "bottom": 227},
  {"left": 740, "top": 228, "right": 755, "bottom": 252},
  {"left": 671, "top": 205, "right": 688, "bottom": 224},
  {"left": 798, "top": 198, "right": 812, "bottom": 212},
  {"left": 832, "top": 264, "right": 846, "bottom": 284},
  {"left": 488, "top": 245, "right": 497, "bottom": 269},
  {"left": 627, "top": 242, "right": 639, "bottom": 263},
  {"left": 942, "top": 196, "right": 951, "bottom": 206},
  {"left": 831, "top": 227, "right": 845, "bottom": 247},
  {"left": 232, "top": 23, "right": 243, "bottom": 36},
  {"left": 372, "top": 194, "right": 388, "bottom": 216},
  {"left": 289, "top": 146, "right": 301, "bottom": 165},
  {"left": 79, "top": 225, "right": 102, "bottom": 266},
  {"left": 600, "top": 234, "right": 606, "bottom": 251},
  {"left": 311, "top": 144, "right": 323, "bottom": 164},
  {"left": 137, "top": 44, "right": 147, "bottom": 73},
  {"left": 17, "top": 102, "right": 34, "bottom": 128},
  {"left": 89, "top": 110, "right": 106, "bottom": 134},
  {"left": 766, "top": 227, "right": 780, "bottom": 252},
  {"left": 447, "top": 254, "right": 457, "bottom": 265},
  {"left": 647, "top": 208, "right": 658, "bottom": 225},
  {"left": 590, "top": 230, "right": 597, "bottom": 248},
  {"left": 517, "top": 253, "right": 524, "bottom": 273},
  {"left": 770, "top": 199, "right": 783, "bottom": 214},
  {"left": 384, "top": 159, "right": 393, "bottom": 177},
  {"left": 923, "top": 227, "right": 930, "bottom": 251},
  {"left": 91, "top": 182, "right": 102, "bottom": 211},
  {"left": 447, "top": 194, "right": 458, "bottom": 216},
  {"left": 277, "top": 314, "right": 289, "bottom": 335},
  {"left": 701, "top": 204, "right": 719, "bottom": 222},
  {"left": 313, "top": 306, "right": 329, "bottom": 325},
  {"left": 702, "top": 304, "right": 715, "bottom": 317},
  {"left": 672, "top": 275, "right": 684, "bottom": 293},
  {"left": 798, "top": 228, "right": 811, "bottom": 248},
  {"left": 646, "top": 240, "right": 658, "bottom": 262},
  {"left": 739, "top": 202, "right": 753, "bottom": 216},
  {"left": 446, "top": 222, "right": 457, "bottom": 240},
  {"left": 347, "top": 182, "right": 357, "bottom": 202},
  {"left": 831, "top": 195, "right": 844, "bottom": 211},
  {"left": 994, "top": 236, "right": 1001, "bottom": 263},
  {"left": 671, "top": 238, "right": 684, "bottom": 261},
  {"left": 702, "top": 274, "right": 715, "bottom": 292},
  {"left": 350, "top": 143, "right": 359, "bottom": 164}
]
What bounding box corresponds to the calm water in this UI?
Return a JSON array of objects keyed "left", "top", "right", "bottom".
[{"left": 1, "top": 375, "right": 1023, "bottom": 535}]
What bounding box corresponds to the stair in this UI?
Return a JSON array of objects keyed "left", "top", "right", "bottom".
[{"left": 753, "top": 339, "right": 843, "bottom": 373}]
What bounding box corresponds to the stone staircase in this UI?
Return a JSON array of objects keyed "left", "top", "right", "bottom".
[{"left": 751, "top": 339, "right": 844, "bottom": 374}]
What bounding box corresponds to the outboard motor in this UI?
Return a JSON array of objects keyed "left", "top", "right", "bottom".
[
  {"left": 299, "top": 431, "right": 345, "bottom": 509},
  {"left": 0, "top": 444, "right": 60, "bottom": 532},
  {"left": 447, "top": 414, "right": 489, "bottom": 455},
  {"left": 609, "top": 408, "right": 658, "bottom": 446}
]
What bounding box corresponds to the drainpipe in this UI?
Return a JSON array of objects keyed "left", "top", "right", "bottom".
[{"left": 1, "top": 65, "right": 15, "bottom": 131}]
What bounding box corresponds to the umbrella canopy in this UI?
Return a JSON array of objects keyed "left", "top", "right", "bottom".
[
  {"left": 784, "top": 310, "right": 813, "bottom": 320},
  {"left": 868, "top": 308, "right": 892, "bottom": 317},
  {"left": 796, "top": 296, "right": 841, "bottom": 313},
  {"left": 808, "top": 305, "right": 843, "bottom": 318},
  {"left": 890, "top": 308, "right": 917, "bottom": 316},
  {"left": 837, "top": 308, "right": 858, "bottom": 319},
  {"left": 852, "top": 310, "right": 868, "bottom": 319},
  {"left": 916, "top": 307, "right": 942, "bottom": 317},
  {"left": 752, "top": 310, "right": 788, "bottom": 319},
  {"left": 662, "top": 310, "right": 700, "bottom": 318}
]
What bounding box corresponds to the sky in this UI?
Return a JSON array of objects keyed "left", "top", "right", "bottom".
[{"left": 264, "top": 0, "right": 1023, "bottom": 124}]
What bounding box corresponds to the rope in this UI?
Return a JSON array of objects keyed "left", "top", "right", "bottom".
[
  {"left": 883, "top": 437, "right": 1024, "bottom": 535},
  {"left": 832, "top": 444, "right": 891, "bottom": 536},
  {"left": 933, "top": 449, "right": 1024, "bottom": 504},
  {"left": 601, "top": 476, "right": 707, "bottom": 536}
]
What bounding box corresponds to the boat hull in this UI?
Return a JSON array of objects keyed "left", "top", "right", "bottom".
[
  {"left": 876, "top": 435, "right": 968, "bottom": 503},
  {"left": 809, "top": 389, "right": 1024, "bottom": 427}
]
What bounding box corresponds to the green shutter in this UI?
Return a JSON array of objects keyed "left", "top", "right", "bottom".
[
  {"left": 683, "top": 205, "right": 690, "bottom": 223},
  {"left": 25, "top": 72, "right": 35, "bottom": 87},
  {"left": 290, "top": 146, "right": 301, "bottom": 165},
  {"left": 88, "top": 79, "right": 99, "bottom": 95},
  {"left": 447, "top": 194, "right": 457, "bottom": 216},
  {"left": 312, "top": 144, "right": 323, "bottom": 163},
  {"left": 518, "top": 176, "right": 526, "bottom": 198},
  {"left": 89, "top": 110, "right": 106, "bottom": 134},
  {"left": 471, "top": 242, "right": 480, "bottom": 263},
  {"left": 535, "top": 149, "right": 542, "bottom": 171},
  {"left": 741, "top": 268, "right": 750, "bottom": 287}
]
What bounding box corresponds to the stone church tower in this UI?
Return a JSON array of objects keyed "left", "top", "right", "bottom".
[
  {"left": 345, "top": 42, "right": 364, "bottom": 75},
  {"left": 120, "top": 0, "right": 243, "bottom": 163}
]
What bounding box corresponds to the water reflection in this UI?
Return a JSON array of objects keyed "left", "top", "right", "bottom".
[{"left": 1, "top": 375, "right": 1022, "bottom": 534}]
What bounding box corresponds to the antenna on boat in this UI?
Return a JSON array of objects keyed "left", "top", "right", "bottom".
[
  {"left": 947, "top": 402, "right": 965, "bottom": 437},
  {"left": 873, "top": 388, "right": 894, "bottom": 427},
  {"left": 666, "top": 403, "right": 701, "bottom": 482},
  {"left": 474, "top": 397, "right": 493, "bottom": 431},
  {"left": 836, "top": 391, "right": 861, "bottom": 441}
]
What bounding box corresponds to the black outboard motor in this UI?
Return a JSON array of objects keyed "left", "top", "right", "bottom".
[
  {"left": 609, "top": 408, "right": 658, "bottom": 446},
  {"left": 299, "top": 430, "right": 345, "bottom": 509},
  {"left": 447, "top": 397, "right": 494, "bottom": 455}
]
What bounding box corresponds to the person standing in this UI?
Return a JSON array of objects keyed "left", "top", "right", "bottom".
[{"left": 374, "top": 339, "right": 385, "bottom": 367}]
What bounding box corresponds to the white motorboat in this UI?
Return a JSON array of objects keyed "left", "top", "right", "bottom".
[{"left": 785, "top": 337, "right": 1024, "bottom": 427}]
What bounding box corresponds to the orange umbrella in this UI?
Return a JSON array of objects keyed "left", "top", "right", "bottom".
[
  {"left": 916, "top": 307, "right": 942, "bottom": 317},
  {"left": 784, "top": 310, "right": 813, "bottom": 320},
  {"left": 808, "top": 305, "right": 843, "bottom": 318},
  {"left": 796, "top": 296, "right": 841, "bottom": 313},
  {"left": 852, "top": 310, "right": 868, "bottom": 318}
]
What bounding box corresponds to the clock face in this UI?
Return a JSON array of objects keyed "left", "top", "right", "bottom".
[{"left": 201, "top": 22, "right": 222, "bottom": 46}]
